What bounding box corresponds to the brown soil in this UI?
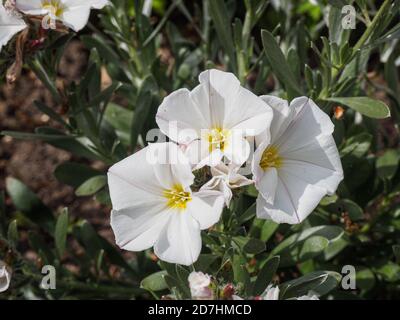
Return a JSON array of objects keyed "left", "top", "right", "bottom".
[{"left": 0, "top": 40, "right": 113, "bottom": 242}]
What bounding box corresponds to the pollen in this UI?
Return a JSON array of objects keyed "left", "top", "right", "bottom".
[
  {"left": 163, "top": 184, "right": 192, "bottom": 210},
  {"left": 207, "top": 128, "right": 231, "bottom": 153},
  {"left": 260, "top": 145, "right": 283, "bottom": 170},
  {"left": 42, "top": 0, "right": 65, "bottom": 17}
]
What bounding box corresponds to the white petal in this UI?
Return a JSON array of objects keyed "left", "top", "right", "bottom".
[
  {"left": 223, "top": 134, "right": 250, "bottom": 167},
  {"left": 201, "top": 174, "right": 233, "bottom": 206},
  {"left": 61, "top": 8, "right": 91, "bottom": 32},
  {"left": 256, "top": 167, "right": 278, "bottom": 204},
  {"left": 257, "top": 173, "right": 326, "bottom": 224},
  {"left": 263, "top": 285, "right": 280, "bottom": 300},
  {"left": 62, "top": 0, "right": 109, "bottom": 32},
  {"left": 156, "top": 88, "right": 208, "bottom": 144},
  {"left": 281, "top": 134, "right": 343, "bottom": 194},
  {"left": 0, "top": 261, "right": 11, "bottom": 293},
  {"left": 64, "top": 0, "right": 109, "bottom": 10},
  {"left": 225, "top": 87, "right": 273, "bottom": 136},
  {"left": 257, "top": 95, "right": 294, "bottom": 145},
  {"left": 154, "top": 214, "right": 202, "bottom": 265},
  {"left": 188, "top": 190, "right": 225, "bottom": 229},
  {"left": 15, "top": 0, "right": 45, "bottom": 14},
  {"left": 251, "top": 140, "right": 267, "bottom": 183},
  {"left": 110, "top": 204, "right": 171, "bottom": 251},
  {"left": 108, "top": 142, "right": 193, "bottom": 209},
  {"left": 275, "top": 97, "right": 334, "bottom": 154},
  {"left": 108, "top": 147, "right": 164, "bottom": 210},
  {"left": 150, "top": 142, "right": 194, "bottom": 190},
  {"left": 0, "top": 4, "right": 27, "bottom": 52},
  {"left": 280, "top": 151, "right": 342, "bottom": 196},
  {"left": 198, "top": 69, "right": 240, "bottom": 128},
  {"left": 228, "top": 170, "right": 253, "bottom": 189},
  {"left": 186, "top": 139, "right": 224, "bottom": 169}
]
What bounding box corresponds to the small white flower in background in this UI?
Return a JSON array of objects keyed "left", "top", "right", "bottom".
[
  {"left": 201, "top": 163, "right": 253, "bottom": 206},
  {"left": 262, "top": 284, "right": 280, "bottom": 300},
  {"left": 296, "top": 294, "right": 319, "bottom": 300},
  {"left": 15, "top": 0, "right": 109, "bottom": 32},
  {"left": 188, "top": 271, "right": 213, "bottom": 300},
  {"left": 0, "top": 260, "right": 12, "bottom": 293},
  {"left": 156, "top": 69, "right": 273, "bottom": 169},
  {"left": 0, "top": 2, "right": 27, "bottom": 53},
  {"left": 108, "top": 142, "right": 225, "bottom": 266},
  {"left": 252, "top": 96, "right": 343, "bottom": 224}
]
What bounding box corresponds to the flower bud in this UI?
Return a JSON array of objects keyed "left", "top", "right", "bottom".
[
  {"left": 188, "top": 271, "right": 213, "bottom": 300},
  {"left": 0, "top": 260, "right": 11, "bottom": 293}
]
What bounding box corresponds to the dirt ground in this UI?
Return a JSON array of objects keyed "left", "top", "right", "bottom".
[{"left": 0, "top": 41, "right": 113, "bottom": 241}]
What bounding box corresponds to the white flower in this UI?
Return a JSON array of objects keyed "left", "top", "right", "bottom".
[
  {"left": 15, "top": 0, "right": 109, "bottom": 32},
  {"left": 0, "top": 3, "right": 27, "bottom": 53},
  {"left": 252, "top": 96, "right": 343, "bottom": 224},
  {"left": 262, "top": 284, "right": 280, "bottom": 300},
  {"left": 0, "top": 260, "right": 11, "bottom": 293},
  {"left": 296, "top": 294, "right": 319, "bottom": 300},
  {"left": 108, "top": 142, "right": 225, "bottom": 266},
  {"left": 188, "top": 271, "right": 213, "bottom": 299},
  {"left": 262, "top": 285, "right": 319, "bottom": 300},
  {"left": 201, "top": 163, "right": 253, "bottom": 206},
  {"left": 156, "top": 69, "right": 273, "bottom": 169}
]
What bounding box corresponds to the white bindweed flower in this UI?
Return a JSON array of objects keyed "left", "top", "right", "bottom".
[
  {"left": 201, "top": 163, "right": 253, "bottom": 206},
  {"left": 156, "top": 69, "right": 273, "bottom": 169},
  {"left": 0, "top": 260, "right": 11, "bottom": 293},
  {"left": 188, "top": 271, "right": 213, "bottom": 299},
  {"left": 0, "top": 3, "right": 27, "bottom": 53},
  {"left": 15, "top": 0, "right": 109, "bottom": 32},
  {"left": 262, "top": 284, "right": 280, "bottom": 300},
  {"left": 252, "top": 96, "right": 343, "bottom": 224},
  {"left": 108, "top": 142, "right": 225, "bottom": 266},
  {"left": 296, "top": 294, "right": 319, "bottom": 300}
]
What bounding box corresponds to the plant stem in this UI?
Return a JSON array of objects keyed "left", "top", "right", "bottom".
[
  {"left": 353, "top": 0, "right": 391, "bottom": 52},
  {"left": 25, "top": 271, "right": 144, "bottom": 296}
]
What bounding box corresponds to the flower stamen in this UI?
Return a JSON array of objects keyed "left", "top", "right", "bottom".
[
  {"left": 42, "top": 0, "right": 65, "bottom": 17},
  {"left": 260, "top": 145, "right": 283, "bottom": 170},
  {"left": 163, "top": 184, "right": 192, "bottom": 210},
  {"left": 207, "top": 128, "right": 231, "bottom": 153}
]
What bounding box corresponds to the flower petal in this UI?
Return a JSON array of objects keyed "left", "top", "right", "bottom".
[
  {"left": 226, "top": 87, "right": 273, "bottom": 136},
  {"left": 150, "top": 142, "right": 194, "bottom": 190},
  {"left": 280, "top": 135, "right": 343, "bottom": 195},
  {"left": 257, "top": 95, "right": 294, "bottom": 145},
  {"left": 61, "top": 8, "right": 91, "bottom": 32},
  {"left": 108, "top": 143, "right": 193, "bottom": 209},
  {"left": 15, "top": 0, "right": 45, "bottom": 14},
  {"left": 156, "top": 88, "right": 207, "bottom": 144},
  {"left": 275, "top": 97, "right": 334, "bottom": 153},
  {"left": 257, "top": 173, "right": 326, "bottom": 224},
  {"left": 223, "top": 134, "right": 250, "bottom": 167},
  {"left": 0, "top": 261, "right": 11, "bottom": 293},
  {"left": 154, "top": 214, "right": 202, "bottom": 265},
  {"left": 186, "top": 139, "right": 224, "bottom": 169},
  {"left": 256, "top": 167, "right": 278, "bottom": 204},
  {"left": 64, "top": 0, "right": 109, "bottom": 10},
  {"left": 198, "top": 69, "right": 240, "bottom": 128},
  {"left": 110, "top": 204, "right": 171, "bottom": 251},
  {"left": 0, "top": 4, "right": 27, "bottom": 52},
  {"left": 188, "top": 190, "right": 225, "bottom": 229}
]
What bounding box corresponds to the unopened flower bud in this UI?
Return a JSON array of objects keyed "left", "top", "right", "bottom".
[
  {"left": 0, "top": 260, "right": 12, "bottom": 293},
  {"left": 188, "top": 271, "right": 213, "bottom": 300}
]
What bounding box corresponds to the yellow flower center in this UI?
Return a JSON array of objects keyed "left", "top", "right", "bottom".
[
  {"left": 260, "top": 145, "right": 283, "bottom": 170},
  {"left": 163, "top": 184, "right": 192, "bottom": 210},
  {"left": 42, "top": 0, "right": 65, "bottom": 17},
  {"left": 207, "top": 128, "right": 231, "bottom": 153}
]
